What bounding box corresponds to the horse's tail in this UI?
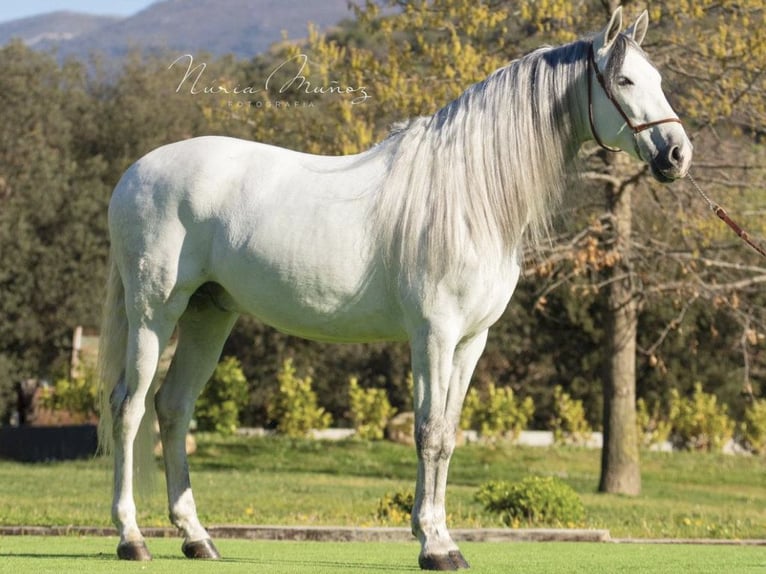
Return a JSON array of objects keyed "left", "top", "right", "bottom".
[
  {"left": 97, "top": 255, "right": 158, "bottom": 494},
  {"left": 97, "top": 255, "right": 127, "bottom": 456}
]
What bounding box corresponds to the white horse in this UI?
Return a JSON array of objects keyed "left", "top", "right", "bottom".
[{"left": 98, "top": 8, "right": 691, "bottom": 570}]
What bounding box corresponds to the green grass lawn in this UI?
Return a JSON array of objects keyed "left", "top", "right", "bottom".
[
  {"left": 0, "top": 435, "right": 764, "bottom": 539},
  {"left": 1, "top": 537, "right": 764, "bottom": 574}
]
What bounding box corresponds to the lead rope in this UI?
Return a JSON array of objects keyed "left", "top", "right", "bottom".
[{"left": 686, "top": 171, "right": 766, "bottom": 259}]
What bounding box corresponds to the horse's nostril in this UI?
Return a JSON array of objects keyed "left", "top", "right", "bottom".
[{"left": 669, "top": 145, "right": 682, "bottom": 165}]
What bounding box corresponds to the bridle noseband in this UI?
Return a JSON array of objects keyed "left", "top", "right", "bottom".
[{"left": 587, "top": 42, "right": 682, "bottom": 153}]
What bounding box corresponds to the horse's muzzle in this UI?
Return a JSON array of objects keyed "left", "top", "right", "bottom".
[{"left": 651, "top": 141, "right": 692, "bottom": 182}]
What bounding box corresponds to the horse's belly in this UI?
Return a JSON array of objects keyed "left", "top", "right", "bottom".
[{"left": 211, "top": 255, "right": 406, "bottom": 343}]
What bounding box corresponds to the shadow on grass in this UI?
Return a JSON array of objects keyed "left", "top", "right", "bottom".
[
  {"left": 1, "top": 552, "right": 115, "bottom": 560},
  {"left": 221, "top": 557, "right": 420, "bottom": 571},
  {"left": 1, "top": 552, "right": 420, "bottom": 572}
]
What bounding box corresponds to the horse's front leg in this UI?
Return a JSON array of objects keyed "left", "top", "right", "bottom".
[
  {"left": 414, "top": 416, "right": 462, "bottom": 571},
  {"left": 432, "top": 330, "right": 489, "bottom": 570},
  {"left": 410, "top": 326, "right": 480, "bottom": 570}
]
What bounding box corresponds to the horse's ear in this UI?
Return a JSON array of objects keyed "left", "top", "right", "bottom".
[
  {"left": 626, "top": 10, "right": 649, "bottom": 46},
  {"left": 595, "top": 6, "right": 623, "bottom": 54}
]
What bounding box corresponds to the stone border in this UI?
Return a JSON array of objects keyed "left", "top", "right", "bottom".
[
  {"left": 610, "top": 537, "right": 766, "bottom": 546},
  {"left": 0, "top": 525, "right": 762, "bottom": 545},
  {"left": 209, "top": 526, "right": 612, "bottom": 543}
]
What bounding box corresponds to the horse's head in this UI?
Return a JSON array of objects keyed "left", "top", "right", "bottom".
[{"left": 589, "top": 7, "right": 692, "bottom": 182}]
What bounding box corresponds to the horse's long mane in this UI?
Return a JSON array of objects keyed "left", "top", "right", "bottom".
[{"left": 374, "top": 39, "right": 591, "bottom": 279}]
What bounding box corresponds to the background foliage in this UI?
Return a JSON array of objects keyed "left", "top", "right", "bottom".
[
  {"left": 267, "top": 359, "right": 332, "bottom": 437},
  {"left": 0, "top": 1, "right": 764, "bottom": 440},
  {"left": 348, "top": 376, "right": 397, "bottom": 440},
  {"left": 460, "top": 381, "right": 535, "bottom": 441},
  {"left": 194, "top": 356, "right": 249, "bottom": 435}
]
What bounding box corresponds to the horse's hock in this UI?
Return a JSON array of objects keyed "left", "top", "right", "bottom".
[{"left": 386, "top": 412, "right": 467, "bottom": 448}]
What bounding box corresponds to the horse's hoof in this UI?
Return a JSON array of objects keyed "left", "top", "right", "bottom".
[
  {"left": 419, "top": 553, "right": 459, "bottom": 571},
  {"left": 448, "top": 550, "right": 470, "bottom": 569},
  {"left": 182, "top": 538, "right": 221, "bottom": 559},
  {"left": 117, "top": 540, "right": 152, "bottom": 561}
]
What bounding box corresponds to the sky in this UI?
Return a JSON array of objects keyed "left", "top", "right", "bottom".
[{"left": 0, "top": 1, "right": 157, "bottom": 24}]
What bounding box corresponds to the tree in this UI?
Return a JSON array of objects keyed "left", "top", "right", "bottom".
[
  {"left": 524, "top": 0, "right": 766, "bottom": 495},
  {"left": 0, "top": 43, "right": 110, "bottom": 407},
  {"left": 0, "top": 46, "right": 210, "bottom": 416},
  {"left": 599, "top": 152, "right": 641, "bottom": 494},
  {"left": 545, "top": 1, "right": 766, "bottom": 494}
]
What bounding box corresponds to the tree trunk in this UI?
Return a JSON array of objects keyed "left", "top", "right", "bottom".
[{"left": 599, "top": 157, "right": 641, "bottom": 496}]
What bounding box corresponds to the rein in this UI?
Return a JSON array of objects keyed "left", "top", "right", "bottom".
[
  {"left": 587, "top": 43, "right": 682, "bottom": 153},
  {"left": 686, "top": 172, "right": 766, "bottom": 259}
]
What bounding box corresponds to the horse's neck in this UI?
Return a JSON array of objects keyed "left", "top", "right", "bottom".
[{"left": 375, "top": 43, "right": 592, "bottom": 281}]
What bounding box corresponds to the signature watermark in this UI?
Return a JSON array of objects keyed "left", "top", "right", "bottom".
[{"left": 169, "top": 54, "right": 371, "bottom": 106}]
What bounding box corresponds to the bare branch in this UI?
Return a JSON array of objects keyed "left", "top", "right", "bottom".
[{"left": 639, "top": 296, "right": 697, "bottom": 358}]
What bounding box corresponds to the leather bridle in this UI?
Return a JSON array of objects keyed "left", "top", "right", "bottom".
[
  {"left": 587, "top": 43, "right": 682, "bottom": 153},
  {"left": 588, "top": 43, "right": 766, "bottom": 260}
]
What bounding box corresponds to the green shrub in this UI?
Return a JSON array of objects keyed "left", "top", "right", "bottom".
[
  {"left": 267, "top": 358, "right": 331, "bottom": 438},
  {"left": 348, "top": 377, "right": 396, "bottom": 440},
  {"left": 740, "top": 398, "right": 766, "bottom": 455},
  {"left": 194, "top": 356, "right": 249, "bottom": 435},
  {"left": 460, "top": 381, "right": 534, "bottom": 441},
  {"left": 38, "top": 369, "right": 98, "bottom": 422},
  {"left": 550, "top": 386, "right": 592, "bottom": 446},
  {"left": 636, "top": 397, "right": 673, "bottom": 448},
  {"left": 669, "top": 383, "right": 734, "bottom": 452},
  {"left": 476, "top": 476, "right": 584, "bottom": 528},
  {"left": 376, "top": 488, "right": 414, "bottom": 525},
  {"left": 40, "top": 375, "right": 98, "bottom": 422}
]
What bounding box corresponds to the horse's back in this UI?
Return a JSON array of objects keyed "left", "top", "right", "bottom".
[
  {"left": 111, "top": 136, "right": 297, "bottom": 221},
  {"left": 110, "top": 135, "right": 383, "bottom": 228}
]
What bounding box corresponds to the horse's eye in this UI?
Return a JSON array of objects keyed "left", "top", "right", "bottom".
[{"left": 617, "top": 76, "right": 634, "bottom": 87}]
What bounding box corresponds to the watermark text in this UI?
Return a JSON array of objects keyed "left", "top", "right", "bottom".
[{"left": 169, "top": 54, "right": 371, "bottom": 105}]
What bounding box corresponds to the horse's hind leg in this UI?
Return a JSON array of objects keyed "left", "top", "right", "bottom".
[
  {"left": 112, "top": 316, "right": 177, "bottom": 560},
  {"left": 155, "top": 294, "right": 238, "bottom": 559}
]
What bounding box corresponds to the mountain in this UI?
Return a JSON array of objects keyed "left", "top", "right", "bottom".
[
  {"left": 0, "top": 0, "right": 355, "bottom": 60},
  {"left": 0, "top": 11, "right": 120, "bottom": 48}
]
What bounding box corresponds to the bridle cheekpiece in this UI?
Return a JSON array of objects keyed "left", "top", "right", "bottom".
[{"left": 587, "top": 42, "right": 682, "bottom": 153}]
